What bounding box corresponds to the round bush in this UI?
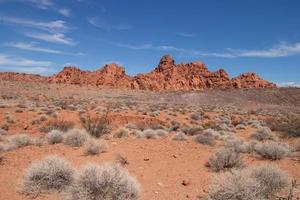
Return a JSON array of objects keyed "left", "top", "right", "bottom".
[
  {"left": 64, "top": 164, "right": 140, "bottom": 200},
  {"left": 63, "top": 129, "right": 89, "bottom": 147},
  {"left": 19, "top": 155, "right": 75, "bottom": 197},
  {"left": 47, "top": 130, "right": 64, "bottom": 144}
]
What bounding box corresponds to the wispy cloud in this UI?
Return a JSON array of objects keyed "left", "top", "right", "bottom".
[
  {"left": 278, "top": 82, "right": 300, "bottom": 88},
  {"left": 59, "top": 8, "right": 71, "bottom": 17},
  {"left": 24, "top": 32, "right": 76, "bottom": 46},
  {"left": 229, "top": 42, "right": 300, "bottom": 58},
  {"left": 175, "top": 31, "right": 196, "bottom": 37},
  {"left": 25, "top": 0, "right": 53, "bottom": 9},
  {"left": 105, "top": 40, "right": 300, "bottom": 59},
  {"left": 0, "top": 53, "right": 53, "bottom": 74},
  {"left": 0, "top": 15, "right": 67, "bottom": 32},
  {"left": 103, "top": 40, "right": 234, "bottom": 58},
  {"left": 6, "top": 42, "right": 83, "bottom": 55},
  {"left": 88, "top": 17, "right": 132, "bottom": 31}
]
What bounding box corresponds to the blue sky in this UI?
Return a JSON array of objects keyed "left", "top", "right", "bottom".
[{"left": 0, "top": 0, "right": 300, "bottom": 86}]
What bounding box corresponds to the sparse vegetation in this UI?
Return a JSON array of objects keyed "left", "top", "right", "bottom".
[
  {"left": 206, "top": 164, "right": 291, "bottom": 200},
  {"left": 250, "top": 127, "right": 275, "bottom": 141},
  {"left": 206, "top": 148, "right": 244, "bottom": 172},
  {"left": 63, "top": 129, "right": 89, "bottom": 147},
  {"left": 63, "top": 164, "right": 140, "bottom": 200},
  {"left": 193, "top": 133, "right": 215, "bottom": 146},
  {"left": 47, "top": 130, "right": 64, "bottom": 144},
  {"left": 40, "top": 119, "right": 74, "bottom": 133},
  {"left": 19, "top": 156, "right": 75, "bottom": 197},
  {"left": 254, "top": 141, "right": 290, "bottom": 160},
  {"left": 83, "top": 138, "right": 108, "bottom": 155},
  {"left": 80, "top": 111, "right": 110, "bottom": 138},
  {"left": 172, "top": 132, "right": 188, "bottom": 141}
]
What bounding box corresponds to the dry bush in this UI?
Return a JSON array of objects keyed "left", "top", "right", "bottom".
[
  {"left": 63, "top": 129, "right": 89, "bottom": 147},
  {"left": 63, "top": 164, "right": 140, "bottom": 200},
  {"left": 206, "top": 148, "right": 244, "bottom": 172},
  {"left": 135, "top": 129, "right": 158, "bottom": 139},
  {"left": 116, "top": 154, "right": 129, "bottom": 166},
  {"left": 40, "top": 119, "right": 74, "bottom": 133},
  {"left": 265, "top": 114, "right": 300, "bottom": 137},
  {"left": 249, "top": 164, "right": 291, "bottom": 198},
  {"left": 83, "top": 138, "right": 108, "bottom": 155},
  {"left": 193, "top": 133, "right": 215, "bottom": 146},
  {"left": 19, "top": 155, "right": 75, "bottom": 197},
  {"left": 225, "top": 139, "right": 254, "bottom": 154},
  {"left": 0, "top": 128, "right": 7, "bottom": 135},
  {"left": 206, "top": 164, "right": 291, "bottom": 200},
  {"left": 155, "top": 129, "right": 168, "bottom": 137},
  {"left": 80, "top": 111, "right": 110, "bottom": 138},
  {"left": 47, "top": 130, "right": 64, "bottom": 144},
  {"left": 254, "top": 141, "right": 290, "bottom": 160},
  {"left": 114, "top": 128, "right": 129, "bottom": 138},
  {"left": 182, "top": 126, "right": 203, "bottom": 136},
  {"left": 172, "top": 132, "right": 188, "bottom": 141},
  {"left": 8, "top": 134, "right": 42, "bottom": 150},
  {"left": 250, "top": 127, "right": 275, "bottom": 141}
]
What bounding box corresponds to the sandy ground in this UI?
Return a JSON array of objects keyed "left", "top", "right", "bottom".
[{"left": 0, "top": 81, "right": 300, "bottom": 200}]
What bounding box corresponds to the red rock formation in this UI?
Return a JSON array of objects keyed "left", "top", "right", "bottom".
[
  {"left": 0, "top": 55, "right": 276, "bottom": 90},
  {"left": 231, "top": 72, "right": 276, "bottom": 89},
  {"left": 0, "top": 72, "right": 47, "bottom": 82}
]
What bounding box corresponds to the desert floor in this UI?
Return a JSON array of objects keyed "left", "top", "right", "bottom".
[{"left": 0, "top": 80, "right": 300, "bottom": 200}]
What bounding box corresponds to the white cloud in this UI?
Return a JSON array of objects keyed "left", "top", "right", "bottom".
[
  {"left": 175, "top": 32, "right": 196, "bottom": 37},
  {"left": 0, "top": 53, "right": 53, "bottom": 74},
  {"left": 0, "top": 15, "right": 67, "bottom": 32},
  {"left": 6, "top": 42, "right": 84, "bottom": 55},
  {"left": 24, "top": 32, "right": 76, "bottom": 46},
  {"left": 104, "top": 40, "right": 235, "bottom": 58},
  {"left": 232, "top": 42, "right": 300, "bottom": 58},
  {"left": 6, "top": 42, "right": 62, "bottom": 54},
  {"left": 88, "top": 17, "right": 132, "bottom": 31},
  {"left": 278, "top": 82, "right": 300, "bottom": 88},
  {"left": 105, "top": 40, "right": 300, "bottom": 58},
  {"left": 0, "top": 53, "right": 52, "bottom": 67},
  {"left": 59, "top": 8, "right": 71, "bottom": 17},
  {"left": 24, "top": 0, "right": 53, "bottom": 9}
]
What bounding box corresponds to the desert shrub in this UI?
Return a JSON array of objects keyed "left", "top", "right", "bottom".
[
  {"left": 40, "top": 119, "right": 74, "bottom": 133},
  {"left": 182, "top": 126, "right": 203, "bottom": 136},
  {"left": 63, "top": 164, "right": 140, "bottom": 200},
  {"left": 235, "top": 124, "right": 246, "bottom": 130},
  {"left": 83, "top": 138, "right": 108, "bottom": 155},
  {"left": 8, "top": 134, "right": 41, "bottom": 150},
  {"left": 206, "top": 170, "right": 261, "bottom": 200},
  {"left": 0, "top": 128, "right": 7, "bottom": 135},
  {"left": 206, "top": 148, "right": 244, "bottom": 172},
  {"left": 63, "top": 129, "right": 89, "bottom": 147},
  {"left": 155, "top": 129, "right": 168, "bottom": 137},
  {"left": 190, "top": 113, "right": 201, "bottom": 120},
  {"left": 19, "top": 155, "right": 75, "bottom": 197},
  {"left": 169, "top": 120, "right": 180, "bottom": 131},
  {"left": 142, "top": 129, "right": 158, "bottom": 139},
  {"left": 116, "top": 154, "right": 129, "bottom": 166},
  {"left": 250, "top": 127, "right": 275, "bottom": 141},
  {"left": 114, "top": 128, "right": 129, "bottom": 138},
  {"left": 225, "top": 139, "right": 254, "bottom": 153},
  {"left": 254, "top": 141, "right": 290, "bottom": 160},
  {"left": 206, "top": 164, "right": 291, "bottom": 200},
  {"left": 47, "top": 130, "right": 64, "bottom": 144},
  {"left": 125, "top": 123, "right": 137, "bottom": 129},
  {"left": 80, "top": 112, "right": 110, "bottom": 138},
  {"left": 172, "top": 132, "right": 188, "bottom": 141},
  {"left": 265, "top": 114, "right": 300, "bottom": 137},
  {"left": 193, "top": 133, "right": 215, "bottom": 146},
  {"left": 248, "top": 164, "right": 291, "bottom": 198}
]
